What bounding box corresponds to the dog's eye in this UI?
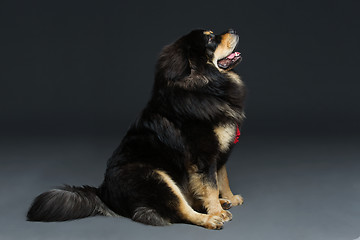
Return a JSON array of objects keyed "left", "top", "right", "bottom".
[{"left": 208, "top": 35, "right": 214, "bottom": 43}]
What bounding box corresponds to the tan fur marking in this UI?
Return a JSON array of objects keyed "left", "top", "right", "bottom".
[
  {"left": 203, "top": 30, "right": 214, "bottom": 35},
  {"left": 214, "top": 123, "right": 236, "bottom": 152},
  {"left": 155, "top": 170, "right": 224, "bottom": 229},
  {"left": 226, "top": 71, "right": 244, "bottom": 85}
]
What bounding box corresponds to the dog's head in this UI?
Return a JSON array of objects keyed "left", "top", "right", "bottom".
[
  {"left": 156, "top": 29, "right": 242, "bottom": 82},
  {"left": 203, "top": 29, "right": 242, "bottom": 71}
]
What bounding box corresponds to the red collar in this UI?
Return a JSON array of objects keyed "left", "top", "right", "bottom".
[{"left": 234, "top": 124, "right": 241, "bottom": 144}]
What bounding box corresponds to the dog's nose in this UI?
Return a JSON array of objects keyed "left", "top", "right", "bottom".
[{"left": 228, "top": 29, "right": 237, "bottom": 34}]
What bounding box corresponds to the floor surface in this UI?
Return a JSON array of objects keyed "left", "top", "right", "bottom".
[{"left": 0, "top": 134, "right": 359, "bottom": 240}]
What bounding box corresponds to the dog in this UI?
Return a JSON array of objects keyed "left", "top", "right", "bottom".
[{"left": 27, "top": 29, "right": 246, "bottom": 230}]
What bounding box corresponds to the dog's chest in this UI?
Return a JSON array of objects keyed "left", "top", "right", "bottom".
[{"left": 213, "top": 123, "right": 236, "bottom": 152}]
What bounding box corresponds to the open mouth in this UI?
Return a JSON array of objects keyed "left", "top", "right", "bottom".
[{"left": 217, "top": 52, "right": 242, "bottom": 69}]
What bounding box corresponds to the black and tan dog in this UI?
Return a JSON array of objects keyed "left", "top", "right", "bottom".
[{"left": 27, "top": 29, "right": 246, "bottom": 230}]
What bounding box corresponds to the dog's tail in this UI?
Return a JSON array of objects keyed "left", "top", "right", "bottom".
[{"left": 27, "top": 185, "right": 117, "bottom": 222}]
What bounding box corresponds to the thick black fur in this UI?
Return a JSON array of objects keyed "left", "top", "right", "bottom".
[{"left": 27, "top": 29, "right": 246, "bottom": 226}]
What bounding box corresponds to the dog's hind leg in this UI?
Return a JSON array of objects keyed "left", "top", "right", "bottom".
[
  {"left": 154, "top": 170, "right": 224, "bottom": 230},
  {"left": 132, "top": 206, "right": 171, "bottom": 226}
]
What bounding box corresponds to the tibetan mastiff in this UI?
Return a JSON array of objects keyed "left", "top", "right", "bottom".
[{"left": 27, "top": 29, "right": 246, "bottom": 230}]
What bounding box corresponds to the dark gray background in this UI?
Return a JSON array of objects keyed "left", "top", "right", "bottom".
[{"left": 1, "top": 0, "right": 359, "bottom": 239}]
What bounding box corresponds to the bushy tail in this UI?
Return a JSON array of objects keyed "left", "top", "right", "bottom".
[{"left": 27, "top": 185, "right": 117, "bottom": 222}]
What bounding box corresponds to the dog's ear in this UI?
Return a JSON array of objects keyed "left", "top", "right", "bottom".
[{"left": 156, "top": 42, "right": 191, "bottom": 82}]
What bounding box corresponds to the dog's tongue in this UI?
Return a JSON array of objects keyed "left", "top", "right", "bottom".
[{"left": 226, "top": 52, "right": 241, "bottom": 60}]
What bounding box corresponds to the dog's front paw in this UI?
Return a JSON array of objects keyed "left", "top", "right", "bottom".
[
  {"left": 210, "top": 209, "right": 232, "bottom": 222},
  {"left": 203, "top": 215, "right": 224, "bottom": 230},
  {"left": 230, "top": 194, "right": 244, "bottom": 206},
  {"left": 219, "top": 210, "right": 232, "bottom": 222}
]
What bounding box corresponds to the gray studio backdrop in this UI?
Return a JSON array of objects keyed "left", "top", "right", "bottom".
[{"left": 1, "top": 0, "right": 359, "bottom": 137}]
